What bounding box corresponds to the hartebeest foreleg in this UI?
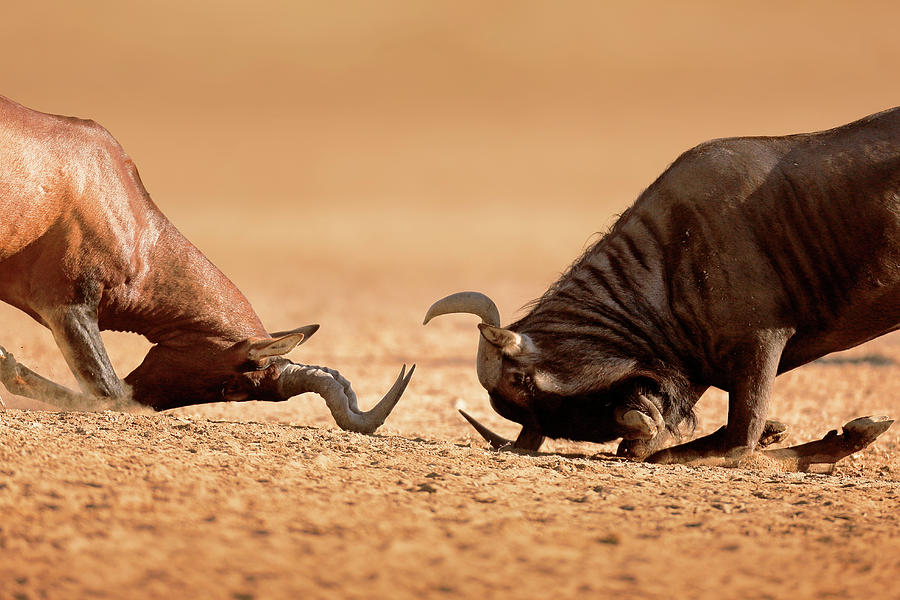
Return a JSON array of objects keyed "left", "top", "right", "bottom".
[
  {"left": 48, "top": 304, "right": 126, "bottom": 398},
  {"left": 0, "top": 345, "right": 100, "bottom": 409}
]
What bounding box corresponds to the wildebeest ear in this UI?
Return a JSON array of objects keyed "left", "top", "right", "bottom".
[
  {"left": 244, "top": 332, "right": 309, "bottom": 361},
  {"left": 477, "top": 324, "right": 536, "bottom": 357}
]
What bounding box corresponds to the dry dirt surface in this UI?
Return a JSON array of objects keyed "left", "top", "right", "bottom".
[
  {"left": 1, "top": 271, "right": 898, "bottom": 600},
  {"left": 3, "top": 3, "right": 900, "bottom": 598},
  {"left": 1, "top": 404, "right": 899, "bottom": 600}
]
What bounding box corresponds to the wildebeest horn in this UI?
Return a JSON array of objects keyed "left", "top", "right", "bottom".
[
  {"left": 276, "top": 363, "right": 415, "bottom": 433},
  {"left": 423, "top": 291, "right": 503, "bottom": 390},
  {"left": 459, "top": 408, "right": 511, "bottom": 448},
  {"left": 459, "top": 409, "right": 544, "bottom": 451},
  {"left": 423, "top": 291, "right": 501, "bottom": 327}
]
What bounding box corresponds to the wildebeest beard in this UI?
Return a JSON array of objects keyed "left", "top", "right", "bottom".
[{"left": 503, "top": 368, "right": 699, "bottom": 443}]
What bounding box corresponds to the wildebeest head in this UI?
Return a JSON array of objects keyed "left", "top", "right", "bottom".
[{"left": 424, "top": 291, "right": 676, "bottom": 451}]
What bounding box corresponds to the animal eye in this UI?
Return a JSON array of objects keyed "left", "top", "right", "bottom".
[{"left": 511, "top": 372, "right": 534, "bottom": 390}]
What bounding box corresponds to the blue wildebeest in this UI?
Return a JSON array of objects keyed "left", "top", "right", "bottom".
[{"left": 426, "top": 108, "right": 898, "bottom": 469}]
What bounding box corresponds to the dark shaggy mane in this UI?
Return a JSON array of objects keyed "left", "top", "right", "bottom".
[
  {"left": 516, "top": 181, "right": 661, "bottom": 320},
  {"left": 651, "top": 362, "right": 698, "bottom": 440}
]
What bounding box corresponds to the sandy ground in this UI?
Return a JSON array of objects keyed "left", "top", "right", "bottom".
[
  {"left": 1, "top": 258, "right": 898, "bottom": 600},
  {"left": 2, "top": 2, "right": 900, "bottom": 598}
]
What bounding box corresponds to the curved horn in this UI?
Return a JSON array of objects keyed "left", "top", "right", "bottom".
[
  {"left": 423, "top": 291, "right": 503, "bottom": 390},
  {"left": 277, "top": 363, "right": 415, "bottom": 433},
  {"left": 423, "top": 291, "right": 501, "bottom": 327},
  {"left": 459, "top": 409, "right": 544, "bottom": 451},
  {"left": 459, "top": 409, "right": 511, "bottom": 449}
]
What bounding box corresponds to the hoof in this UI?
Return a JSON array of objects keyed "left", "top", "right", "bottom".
[
  {"left": 842, "top": 415, "right": 893, "bottom": 445},
  {"left": 758, "top": 419, "right": 789, "bottom": 448}
]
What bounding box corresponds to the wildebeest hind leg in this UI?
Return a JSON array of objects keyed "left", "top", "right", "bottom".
[{"left": 763, "top": 416, "right": 893, "bottom": 472}]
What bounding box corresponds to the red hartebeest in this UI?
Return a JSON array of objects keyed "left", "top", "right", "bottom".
[{"left": 0, "top": 95, "right": 412, "bottom": 431}]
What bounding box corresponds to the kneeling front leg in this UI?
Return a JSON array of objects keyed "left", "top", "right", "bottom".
[
  {"left": 0, "top": 303, "right": 129, "bottom": 410},
  {"left": 48, "top": 304, "right": 126, "bottom": 399},
  {"left": 0, "top": 345, "right": 93, "bottom": 409},
  {"left": 646, "top": 331, "right": 788, "bottom": 465}
]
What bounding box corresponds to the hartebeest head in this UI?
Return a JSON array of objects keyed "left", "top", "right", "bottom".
[
  {"left": 125, "top": 324, "right": 413, "bottom": 433},
  {"left": 423, "top": 291, "right": 668, "bottom": 450}
]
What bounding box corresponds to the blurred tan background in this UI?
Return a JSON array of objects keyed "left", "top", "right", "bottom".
[
  {"left": 2, "top": 1, "right": 899, "bottom": 409},
  {"left": 4, "top": 8, "right": 900, "bottom": 596}
]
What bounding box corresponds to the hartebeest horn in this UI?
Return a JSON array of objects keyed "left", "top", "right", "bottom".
[
  {"left": 423, "top": 291, "right": 504, "bottom": 390},
  {"left": 276, "top": 363, "right": 415, "bottom": 433}
]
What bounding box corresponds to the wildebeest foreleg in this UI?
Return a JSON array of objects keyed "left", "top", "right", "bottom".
[
  {"left": 647, "top": 331, "right": 790, "bottom": 464},
  {"left": 0, "top": 345, "right": 95, "bottom": 409},
  {"left": 629, "top": 419, "right": 788, "bottom": 462}
]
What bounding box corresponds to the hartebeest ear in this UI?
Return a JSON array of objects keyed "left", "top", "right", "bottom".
[
  {"left": 477, "top": 324, "right": 536, "bottom": 357},
  {"left": 245, "top": 332, "right": 308, "bottom": 361},
  {"left": 268, "top": 323, "right": 320, "bottom": 340}
]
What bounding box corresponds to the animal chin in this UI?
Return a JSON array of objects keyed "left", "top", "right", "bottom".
[
  {"left": 529, "top": 394, "right": 621, "bottom": 443},
  {"left": 488, "top": 392, "right": 536, "bottom": 427}
]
